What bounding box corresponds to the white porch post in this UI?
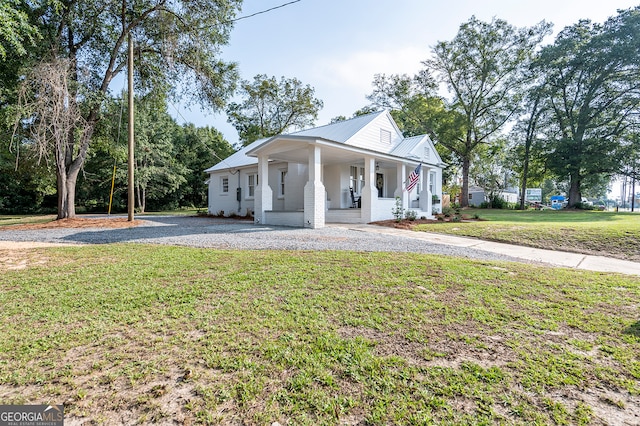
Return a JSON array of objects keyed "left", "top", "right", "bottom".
[
  {"left": 395, "top": 163, "right": 409, "bottom": 212},
  {"left": 254, "top": 154, "right": 272, "bottom": 224},
  {"left": 361, "top": 156, "right": 376, "bottom": 222},
  {"left": 419, "top": 165, "right": 432, "bottom": 216},
  {"left": 303, "top": 145, "right": 325, "bottom": 228}
]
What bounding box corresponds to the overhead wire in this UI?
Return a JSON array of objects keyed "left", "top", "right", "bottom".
[{"left": 229, "top": 0, "right": 301, "bottom": 23}]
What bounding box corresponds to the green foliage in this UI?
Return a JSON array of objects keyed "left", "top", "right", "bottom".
[
  {"left": 534, "top": 7, "right": 640, "bottom": 207},
  {"left": 391, "top": 196, "right": 404, "bottom": 222},
  {"left": 75, "top": 93, "right": 236, "bottom": 213},
  {"left": 227, "top": 74, "right": 324, "bottom": 146},
  {"left": 425, "top": 17, "right": 552, "bottom": 207},
  {"left": 0, "top": 0, "right": 45, "bottom": 59}
]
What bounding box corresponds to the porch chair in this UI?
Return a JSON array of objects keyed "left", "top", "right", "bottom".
[{"left": 350, "top": 188, "right": 360, "bottom": 208}]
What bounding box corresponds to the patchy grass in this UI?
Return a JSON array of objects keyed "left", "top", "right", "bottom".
[
  {"left": 414, "top": 209, "right": 640, "bottom": 261},
  {"left": 0, "top": 215, "right": 57, "bottom": 227},
  {"left": 0, "top": 245, "right": 639, "bottom": 424}
]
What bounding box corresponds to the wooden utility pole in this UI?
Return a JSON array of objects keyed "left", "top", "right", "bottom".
[{"left": 127, "top": 32, "right": 135, "bottom": 221}]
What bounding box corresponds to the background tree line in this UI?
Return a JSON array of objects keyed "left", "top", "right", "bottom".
[{"left": 1, "top": 2, "right": 639, "bottom": 215}]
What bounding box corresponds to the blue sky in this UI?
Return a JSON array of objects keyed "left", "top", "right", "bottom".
[{"left": 173, "top": 0, "right": 639, "bottom": 148}]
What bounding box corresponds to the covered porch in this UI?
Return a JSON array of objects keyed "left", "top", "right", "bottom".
[{"left": 247, "top": 136, "right": 437, "bottom": 228}]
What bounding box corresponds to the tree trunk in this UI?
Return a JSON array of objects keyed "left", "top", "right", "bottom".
[
  {"left": 460, "top": 156, "right": 470, "bottom": 207},
  {"left": 136, "top": 184, "right": 145, "bottom": 213},
  {"left": 568, "top": 174, "right": 581, "bottom": 208}
]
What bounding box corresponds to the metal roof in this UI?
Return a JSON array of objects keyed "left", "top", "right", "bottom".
[
  {"left": 203, "top": 137, "right": 265, "bottom": 173},
  {"left": 290, "top": 110, "right": 386, "bottom": 143},
  {"left": 390, "top": 135, "right": 426, "bottom": 158}
]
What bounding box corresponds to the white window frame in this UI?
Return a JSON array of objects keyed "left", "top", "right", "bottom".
[
  {"left": 220, "top": 176, "right": 229, "bottom": 194},
  {"left": 350, "top": 165, "right": 365, "bottom": 195},
  {"left": 429, "top": 171, "right": 436, "bottom": 194},
  {"left": 278, "top": 169, "right": 287, "bottom": 198},
  {"left": 247, "top": 173, "right": 258, "bottom": 198}
]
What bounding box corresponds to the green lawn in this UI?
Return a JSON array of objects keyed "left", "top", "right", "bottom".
[
  {"left": 1, "top": 245, "right": 639, "bottom": 424},
  {"left": 0, "top": 214, "right": 57, "bottom": 227},
  {"left": 415, "top": 209, "right": 640, "bottom": 262}
]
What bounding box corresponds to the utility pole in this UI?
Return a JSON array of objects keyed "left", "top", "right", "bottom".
[{"left": 127, "top": 32, "right": 135, "bottom": 221}]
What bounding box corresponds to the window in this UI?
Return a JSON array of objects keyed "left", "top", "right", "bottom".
[
  {"left": 424, "top": 146, "right": 430, "bottom": 161},
  {"left": 247, "top": 174, "right": 258, "bottom": 197},
  {"left": 279, "top": 170, "right": 287, "bottom": 197},
  {"left": 221, "top": 177, "right": 229, "bottom": 193},
  {"left": 429, "top": 171, "right": 436, "bottom": 194},
  {"left": 469, "top": 193, "right": 473, "bottom": 199},
  {"left": 380, "top": 129, "right": 391, "bottom": 144},
  {"left": 350, "top": 165, "right": 365, "bottom": 194}
]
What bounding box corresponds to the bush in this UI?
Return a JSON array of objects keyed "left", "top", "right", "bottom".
[
  {"left": 442, "top": 206, "right": 455, "bottom": 217},
  {"left": 480, "top": 195, "right": 518, "bottom": 210},
  {"left": 405, "top": 210, "right": 417, "bottom": 221},
  {"left": 392, "top": 197, "right": 404, "bottom": 222}
]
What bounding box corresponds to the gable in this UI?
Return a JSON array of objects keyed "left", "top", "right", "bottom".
[
  {"left": 391, "top": 135, "right": 443, "bottom": 166},
  {"left": 342, "top": 111, "right": 403, "bottom": 153}
]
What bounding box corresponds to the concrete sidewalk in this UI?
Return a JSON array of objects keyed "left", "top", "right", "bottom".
[{"left": 331, "top": 224, "right": 640, "bottom": 277}]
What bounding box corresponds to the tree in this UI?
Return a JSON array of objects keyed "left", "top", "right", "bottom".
[
  {"left": 509, "top": 87, "right": 549, "bottom": 209},
  {"left": 423, "top": 17, "right": 551, "bottom": 207},
  {"left": 0, "top": 0, "right": 47, "bottom": 59},
  {"left": 172, "top": 124, "right": 235, "bottom": 208},
  {"left": 14, "top": 0, "right": 241, "bottom": 218},
  {"left": 366, "top": 72, "right": 460, "bottom": 185},
  {"left": 534, "top": 7, "right": 640, "bottom": 207},
  {"left": 226, "top": 74, "right": 323, "bottom": 146}
]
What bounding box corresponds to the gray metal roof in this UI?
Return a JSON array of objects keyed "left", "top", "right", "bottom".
[
  {"left": 203, "top": 137, "right": 265, "bottom": 173},
  {"left": 390, "top": 135, "right": 426, "bottom": 158},
  {"left": 290, "top": 111, "right": 385, "bottom": 143}
]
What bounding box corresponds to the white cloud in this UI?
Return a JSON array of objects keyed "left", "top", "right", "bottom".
[{"left": 312, "top": 46, "right": 425, "bottom": 95}]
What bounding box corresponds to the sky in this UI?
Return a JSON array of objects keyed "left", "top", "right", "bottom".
[{"left": 172, "top": 0, "right": 639, "bottom": 152}]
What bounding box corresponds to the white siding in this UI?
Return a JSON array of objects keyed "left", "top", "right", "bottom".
[{"left": 345, "top": 113, "right": 402, "bottom": 154}]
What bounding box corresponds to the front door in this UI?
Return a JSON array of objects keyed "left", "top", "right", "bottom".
[{"left": 376, "top": 173, "right": 384, "bottom": 198}]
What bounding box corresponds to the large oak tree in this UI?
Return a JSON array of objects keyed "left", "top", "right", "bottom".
[
  {"left": 16, "top": 0, "right": 241, "bottom": 218},
  {"left": 423, "top": 17, "right": 551, "bottom": 207},
  {"left": 535, "top": 7, "right": 640, "bottom": 207}
]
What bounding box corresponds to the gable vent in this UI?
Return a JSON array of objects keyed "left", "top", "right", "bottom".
[{"left": 380, "top": 129, "right": 391, "bottom": 144}]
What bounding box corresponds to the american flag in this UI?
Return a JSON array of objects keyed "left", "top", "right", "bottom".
[{"left": 405, "top": 164, "right": 421, "bottom": 192}]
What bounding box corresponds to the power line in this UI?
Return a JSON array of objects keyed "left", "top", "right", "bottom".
[{"left": 230, "top": 0, "right": 301, "bottom": 23}]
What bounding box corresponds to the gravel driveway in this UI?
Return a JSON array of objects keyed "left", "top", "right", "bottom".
[{"left": 0, "top": 215, "right": 524, "bottom": 263}]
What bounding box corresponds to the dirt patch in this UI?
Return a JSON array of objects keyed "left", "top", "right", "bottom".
[
  {"left": 372, "top": 216, "right": 482, "bottom": 230},
  {"left": 2, "top": 217, "right": 144, "bottom": 231},
  {"left": 0, "top": 218, "right": 140, "bottom": 270}
]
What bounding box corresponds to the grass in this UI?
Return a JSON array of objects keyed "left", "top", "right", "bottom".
[
  {"left": 415, "top": 209, "right": 640, "bottom": 261},
  {"left": 0, "top": 214, "right": 57, "bottom": 227},
  {"left": 1, "top": 245, "right": 639, "bottom": 424}
]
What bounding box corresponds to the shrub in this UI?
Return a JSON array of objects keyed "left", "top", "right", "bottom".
[
  {"left": 405, "top": 210, "right": 417, "bottom": 221},
  {"left": 392, "top": 197, "right": 405, "bottom": 222},
  {"left": 442, "top": 206, "right": 455, "bottom": 217}
]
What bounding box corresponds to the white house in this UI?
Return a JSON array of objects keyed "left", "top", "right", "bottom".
[{"left": 205, "top": 110, "right": 445, "bottom": 228}]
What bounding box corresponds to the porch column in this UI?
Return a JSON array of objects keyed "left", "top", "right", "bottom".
[
  {"left": 361, "top": 156, "right": 376, "bottom": 222},
  {"left": 395, "top": 163, "right": 409, "bottom": 212},
  {"left": 419, "top": 166, "right": 432, "bottom": 216},
  {"left": 303, "top": 145, "right": 325, "bottom": 228},
  {"left": 254, "top": 154, "right": 272, "bottom": 224}
]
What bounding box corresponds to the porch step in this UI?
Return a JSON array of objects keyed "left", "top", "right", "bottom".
[{"left": 326, "top": 208, "right": 361, "bottom": 224}]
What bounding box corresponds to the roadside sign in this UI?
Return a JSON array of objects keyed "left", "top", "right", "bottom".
[{"left": 525, "top": 188, "right": 542, "bottom": 202}]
